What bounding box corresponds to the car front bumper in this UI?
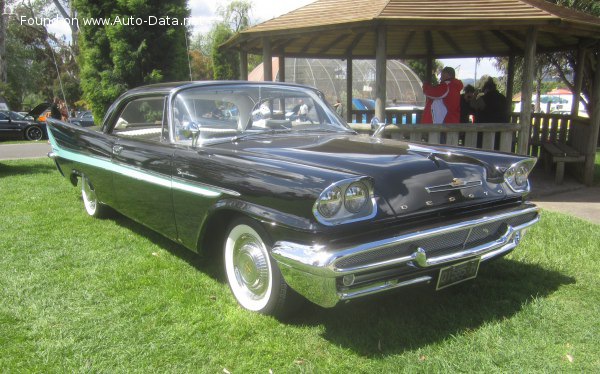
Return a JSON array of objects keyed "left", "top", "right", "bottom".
[{"left": 271, "top": 204, "right": 540, "bottom": 307}]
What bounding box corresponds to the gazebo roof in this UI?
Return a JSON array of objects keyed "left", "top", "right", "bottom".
[{"left": 222, "top": 0, "right": 600, "bottom": 58}]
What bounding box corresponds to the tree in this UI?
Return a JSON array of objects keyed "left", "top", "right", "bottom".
[
  {"left": 218, "top": 0, "right": 252, "bottom": 33},
  {"left": 0, "top": 1, "right": 78, "bottom": 109},
  {"left": 406, "top": 59, "right": 443, "bottom": 85},
  {"left": 496, "top": 1, "right": 599, "bottom": 113},
  {"left": 211, "top": 23, "right": 238, "bottom": 80},
  {"left": 75, "top": 0, "right": 190, "bottom": 120},
  {"left": 210, "top": 0, "right": 253, "bottom": 80},
  {"left": 0, "top": 0, "right": 6, "bottom": 84}
]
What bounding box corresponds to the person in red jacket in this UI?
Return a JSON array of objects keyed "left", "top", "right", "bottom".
[{"left": 422, "top": 67, "right": 464, "bottom": 124}]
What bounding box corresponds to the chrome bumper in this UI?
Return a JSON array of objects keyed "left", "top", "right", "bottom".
[{"left": 271, "top": 205, "right": 540, "bottom": 307}]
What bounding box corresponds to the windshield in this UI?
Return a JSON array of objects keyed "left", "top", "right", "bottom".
[
  {"left": 170, "top": 84, "right": 352, "bottom": 146},
  {"left": 8, "top": 111, "right": 25, "bottom": 120}
]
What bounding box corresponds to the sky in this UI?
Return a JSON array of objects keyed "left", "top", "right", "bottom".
[
  {"left": 46, "top": 0, "right": 501, "bottom": 80},
  {"left": 185, "top": 0, "right": 501, "bottom": 80}
]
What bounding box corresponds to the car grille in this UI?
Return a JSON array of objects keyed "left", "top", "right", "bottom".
[{"left": 334, "top": 211, "right": 538, "bottom": 270}]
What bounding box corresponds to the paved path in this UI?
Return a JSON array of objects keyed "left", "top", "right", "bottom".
[
  {"left": 532, "top": 187, "right": 600, "bottom": 225},
  {"left": 0, "top": 142, "right": 51, "bottom": 160}
]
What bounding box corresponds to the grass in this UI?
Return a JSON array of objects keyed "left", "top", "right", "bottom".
[{"left": 1, "top": 158, "right": 599, "bottom": 372}]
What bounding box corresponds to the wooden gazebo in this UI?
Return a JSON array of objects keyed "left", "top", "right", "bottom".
[{"left": 221, "top": 0, "right": 600, "bottom": 185}]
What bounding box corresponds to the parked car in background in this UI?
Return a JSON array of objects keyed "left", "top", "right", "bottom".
[
  {"left": 46, "top": 82, "right": 540, "bottom": 316},
  {"left": 0, "top": 103, "right": 50, "bottom": 141},
  {"left": 68, "top": 111, "right": 95, "bottom": 127}
]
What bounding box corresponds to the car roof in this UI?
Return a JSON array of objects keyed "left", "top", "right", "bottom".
[{"left": 122, "top": 81, "right": 317, "bottom": 97}]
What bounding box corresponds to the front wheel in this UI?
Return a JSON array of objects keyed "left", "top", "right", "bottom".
[
  {"left": 224, "top": 217, "right": 292, "bottom": 316},
  {"left": 25, "top": 126, "right": 43, "bottom": 141},
  {"left": 81, "top": 175, "right": 108, "bottom": 218}
]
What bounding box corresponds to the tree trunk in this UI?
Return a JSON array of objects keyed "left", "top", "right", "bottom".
[{"left": 0, "top": 0, "right": 7, "bottom": 83}]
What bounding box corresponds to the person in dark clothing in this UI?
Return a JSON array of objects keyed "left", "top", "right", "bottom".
[
  {"left": 50, "top": 97, "right": 62, "bottom": 120},
  {"left": 475, "top": 78, "right": 508, "bottom": 123},
  {"left": 460, "top": 85, "right": 476, "bottom": 123}
]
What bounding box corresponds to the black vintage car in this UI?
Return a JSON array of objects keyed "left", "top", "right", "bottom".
[
  {"left": 46, "top": 82, "right": 539, "bottom": 316},
  {"left": 0, "top": 103, "right": 50, "bottom": 141}
]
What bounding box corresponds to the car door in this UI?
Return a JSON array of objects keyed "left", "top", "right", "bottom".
[
  {"left": 109, "top": 95, "right": 178, "bottom": 240},
  {"left": 0, "top": 112, "right": 22, "bottom": 138}
]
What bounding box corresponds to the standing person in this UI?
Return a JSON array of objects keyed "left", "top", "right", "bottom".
[
  {"left": 460, "top": 85, "right": 476, "bottom": 123},
  {"left": 474, "top": 78, "right": 508, "bottom": 123},
  {"left": 333, "top": 99, "right": 343, "bottom": 117},
  {"left": 298, "top": 99, "right": 309, "bottom": 121},
  {"left": 58, "top": 99, "right": 68, "bottom": 121},
  {"left": 421, "top": 67, "right": 464, "bottom": 124},
  {"left": 49, "top": 97, "right": 62, "bottom": 120}
]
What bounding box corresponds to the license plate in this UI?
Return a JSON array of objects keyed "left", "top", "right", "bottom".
[{"left": 436, "top": 258, "right": 481, "bottom": 290}]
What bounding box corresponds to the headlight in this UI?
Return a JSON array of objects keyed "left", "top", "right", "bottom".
[
  {"left": 344, "top": 182, "right": 368, "bottom": 213},
  {"left": 504, "top": 158, "right": 536, "bottom": 193},
  {"left": 316, "top": 187, "right": 342, "bottom": 218},
  {"left": 313, "top": 177, "right": 376, "bottom": 226}
]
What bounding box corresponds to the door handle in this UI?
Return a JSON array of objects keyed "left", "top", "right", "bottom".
[{"left": 112, "top": 145, "right": 123, "bottom": 155}]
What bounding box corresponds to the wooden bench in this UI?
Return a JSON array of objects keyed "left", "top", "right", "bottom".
[{"left": 541, "top": 141, "right": 586, "bottom": 184}]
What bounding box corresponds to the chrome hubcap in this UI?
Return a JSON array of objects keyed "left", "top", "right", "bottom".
[{"left": 233, "top": 234, "right": 269, "bottom": 299}]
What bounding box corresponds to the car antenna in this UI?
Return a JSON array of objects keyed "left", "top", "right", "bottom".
[{"left": 48, "top": 40, "right": 70, "bottom": 116}]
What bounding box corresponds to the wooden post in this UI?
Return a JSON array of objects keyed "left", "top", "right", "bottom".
[
  {"left": 262, "top": 38, "right": 272, "bottom": 82},
  {"left": 571, "top": 45, "right": 586, "bottom": 118},
  {"left": 239, "top": 51, "right": 248, "bottom": 80},
  {"left": 584, "top": 53, "right": 600, "bottom": 186},
  {"left": 375, "top": 26, "right": 387, "bottom": 122},
  {"left": 518, "top": 27, "right": 537, "bottom": 155},
  {"left": 346, "top": 57, "right": 353, "bottom": 123},
  {"left": 506, "top": 54, "right": 516, "bottom": 119},
  {"left": 278, "top": 56, "right": 285, "bottom": 82},
  {"left": 425, "top": 31, "right": 434, "bottom": 82}
]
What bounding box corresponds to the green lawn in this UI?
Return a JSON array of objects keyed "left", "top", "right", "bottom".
[{"left": 1, "top": 158, "right": 599, "bottom": 372}]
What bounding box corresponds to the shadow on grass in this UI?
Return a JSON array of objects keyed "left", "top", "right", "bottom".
[
  {"left": 286, "top": 259, "right": 574, "bottom": 357},
  {"left": 100, "top": 208, "right": 575, "bottom": 357},
  {"left": 0, "top": 161, "right": 57, "bottom": 177},
  {"left": 107, "top": 210, "right": 224, "bottom": 280}
]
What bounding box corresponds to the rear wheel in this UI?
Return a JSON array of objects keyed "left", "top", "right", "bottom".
[
  {"left": 81, "top": 175, "right": 108, "bottom": 218},
  {"left": 25, "top": 126, "right": 43, "bottom": 141},
  {"left": 224, "top": 217, "right": 291, "bottom": 316}
]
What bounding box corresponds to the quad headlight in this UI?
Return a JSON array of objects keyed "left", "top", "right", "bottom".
[
  {"left": 316, "top": 187, "right": 343, "bottom": 218},
  {"left": 314, "top": 178, "right": 376, "bottom": 225},
  {"left": 504, "top": 158, "right": 537, "bottom": 193}
]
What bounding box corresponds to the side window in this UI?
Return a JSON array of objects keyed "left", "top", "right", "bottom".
[
  {"left": 112, "top": 96, "right": 166, "bottom": 142},
  {"left": 172, "top": 95, "right": 239, "bottom": 144},
  {"left": 0, "top": 112, "right": 8, "bottom": 120}
]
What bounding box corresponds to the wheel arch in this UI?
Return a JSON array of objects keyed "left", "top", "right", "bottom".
[{"left": 195, "top": 199, "right": 315, "bottom": 256}]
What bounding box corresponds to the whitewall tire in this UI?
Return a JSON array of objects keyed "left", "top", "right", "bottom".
[
  {"left": 224, "top": 218, "right": 291, "bottom": 316},
  {"left": 81, "top": 175, "right": 108, "bottom": 218}
]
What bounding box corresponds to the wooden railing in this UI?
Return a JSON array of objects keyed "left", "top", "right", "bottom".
[
  {"left": 350, "top": 109, "right": 590, "bottom": 156},
  {"left": 350, "top": 122, "right": 521, "bottom": 153},
  {"left": 509, "top": 112, "right": 591, "bottom": 157}
]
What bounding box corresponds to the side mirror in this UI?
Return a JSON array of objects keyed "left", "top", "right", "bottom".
[{"left": 190, "top": 126, "right": 201, "bottom": 148}]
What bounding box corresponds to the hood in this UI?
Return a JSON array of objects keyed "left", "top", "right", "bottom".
[
  {"left": 225, "top": 133, "right": 522, "bottom": 219},
  {"left": 27, "top": 102, "right": 51, "bottom": 119}
]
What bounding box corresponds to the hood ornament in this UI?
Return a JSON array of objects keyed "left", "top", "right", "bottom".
[{"left": 425, "top": 179, "right": 483, "bottom": 193}]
